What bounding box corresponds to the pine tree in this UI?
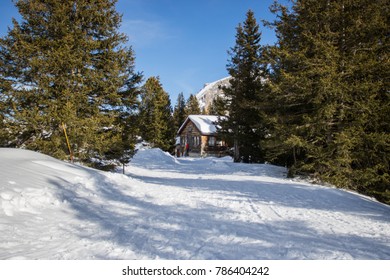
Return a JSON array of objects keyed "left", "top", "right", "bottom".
[
  {"left": 0, "top": 0, "right": 141, "bottom": 168},
  {"left": 267, "top": 0, "right": 389, "bottom": 203},
  {"left": 337, "top": 0, "right": 390, "bottom": 202},
  {"left": 0, "top": 53, "right": 13, "bottom": 146},
  {"left": 173, "top": 92, "right": 186, "bottom": 131},
  {"left": 185, "top": 94, "right": 201, "bottom": 116},
  {"left": 219, "top": 9, "right": 269, "bottom": 163},
  {"left": 107, "top": 53, "right": 143, "bottom": 172},
  {"left": 139, "top": 76, "right": 174, "bottom": 151},
  {"left": 207, "top": 95, "right": 227, "bottom": 116},
  {"left": 265, "top": 0, "right": 340, "bottom": 172}
]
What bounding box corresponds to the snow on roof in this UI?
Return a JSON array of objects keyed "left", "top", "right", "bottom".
[{"left": 178, "top": 115, "right": 221, "bottom": 135}]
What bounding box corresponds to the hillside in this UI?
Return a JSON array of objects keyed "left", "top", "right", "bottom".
[
  {"left": 0, "top": 148, "right": 389, "bottom": 259},
  {"left": 196, "top": 76, "right": 230, "bottom": 112}
]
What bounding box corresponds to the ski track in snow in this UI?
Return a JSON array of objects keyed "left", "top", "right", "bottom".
[{"left": 0, "top": 148, "right": 389, "bottom": 260}]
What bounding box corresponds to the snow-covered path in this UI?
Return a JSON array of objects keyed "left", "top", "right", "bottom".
[{"left": 0, "top": 148, "right": 389, "bottom": 259}]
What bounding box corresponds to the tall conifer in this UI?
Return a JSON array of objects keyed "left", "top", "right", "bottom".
[
  {"left": 0, "top": 0, "right": 141, "bottom": 167},
  {"left": 267, "top": 0, "right": 389, "bottom": 202},
  {"left": 207, "top": 95, "right": 227, "bottom": 116},
  {"left": 139, "top": 76, "right": 174, "bottom": 151},
  {"left": 185, "top": 94, "right": 201, "bottom": 116},
  {"left": 220, "top": 10, "right": 269, "bottom": 163},
  {"left": 173, "top": 92, "right": 186, "bottom": 132}
]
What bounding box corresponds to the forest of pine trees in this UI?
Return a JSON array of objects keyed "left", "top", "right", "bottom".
[
  {"left": 0, "top": 0, "right": 177, "bottom": 167},
  {"left": 0, "top": 0, "right": 388, "bottom": 203},
  {"left": 270, "top": 0, "right": 389, "bottom": 204},
  {"left": 0, "top": 0, "right": 142, "bottom": 169},
  {"left": 217, "top": 0, "right": 389, "bottom": 203}
]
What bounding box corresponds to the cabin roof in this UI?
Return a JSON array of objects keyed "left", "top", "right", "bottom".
[{"left": 177, "top": 115, "right": 221, "bottom": 136}]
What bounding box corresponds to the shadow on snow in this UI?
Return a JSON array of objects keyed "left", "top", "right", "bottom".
[{"left": 48, "top": 165, "right": 390, "bottom": 260}]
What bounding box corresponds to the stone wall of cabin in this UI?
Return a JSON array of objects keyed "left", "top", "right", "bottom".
[
  {"left": 179, "top": 121, "right": 202, "bottom": 154},
  {"left": 178, "top": 120, "right": 229, "bottom": 157}
]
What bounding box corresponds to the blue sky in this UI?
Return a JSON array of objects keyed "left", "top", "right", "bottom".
[{"left": 0, "top": 0, "right": 279, "bottom": 102}]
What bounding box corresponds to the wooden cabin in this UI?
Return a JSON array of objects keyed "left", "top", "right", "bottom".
[{"left": 177, "top": 115, "right": 228, "bottom": 157}]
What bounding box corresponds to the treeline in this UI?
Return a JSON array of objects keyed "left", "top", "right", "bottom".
[
  {"left": 137, "top": 77, "right": 201, "bottom": 152},
  {"left": 0, "top": 0, "right": 200, "bottom": 170},
  {"left": 0, "top": 0, "right": 142, "bottom": 170},
  {"left": 217, "top": 1, "right": 389, "bottom": 203}
]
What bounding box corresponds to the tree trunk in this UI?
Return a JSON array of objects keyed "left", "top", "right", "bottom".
[{"left": 234, "top": 138, "right": 240, "bottom": 162}]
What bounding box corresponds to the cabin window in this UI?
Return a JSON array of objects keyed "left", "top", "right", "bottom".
[
  {"left": 192, "top": 136, "right": 200, "bottom": 147},
  {"left": 208, "top": 136, "right": 216, "bottom": 146}
]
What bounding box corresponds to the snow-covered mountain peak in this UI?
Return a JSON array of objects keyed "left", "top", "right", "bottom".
[{"left": 196, "top": 76, "right": 231, "bottom": 112}]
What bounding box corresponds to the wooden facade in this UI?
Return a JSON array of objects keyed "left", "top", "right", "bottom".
[{"left": 177, "top": 115, "right": 228, "bottom": 157}]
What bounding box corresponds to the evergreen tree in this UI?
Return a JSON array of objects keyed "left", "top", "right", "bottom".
[
  {"left": 173, "top": 92, "right": 186, "bottom": 131},
  {"left": 185, "top": 94, "right": 201, "bottom": 116},
  {"left": 219, "top": 10, "right": 270, "bottom": 163},
  {"left": 107, "top": 56, "right": 143, "bottom": 172},
  {"left": 0, "top": 0, "right": 141, "bottom": 168},
  {"left": 0, "top": 59, "right": 13, "bottom": 146},
  {"left": 207, "top": 95, "right": 227, "bottom": 116},
  {"left": 336, "top": 0, "right": 389, "bottom": 202},
  {"left": 139, "top": 76, "right": 174, "bottom": 151},
  {"left": 267, "top": 0, "right": 389, "bottom": 203}
]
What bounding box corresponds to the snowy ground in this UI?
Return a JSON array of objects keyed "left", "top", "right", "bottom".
[{"left": 0, "top": 148, "right": 389, "bottom": 260}]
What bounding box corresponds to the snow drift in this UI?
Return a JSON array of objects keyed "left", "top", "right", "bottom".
[{"left": 0, "top": 148, "right": 389, "bottom": 259}]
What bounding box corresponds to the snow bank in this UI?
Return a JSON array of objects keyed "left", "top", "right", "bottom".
[
  {"left": 0, "top": 149, "right": 85, "bottom": 217},
  {"left": 1, "top": 148, "right": 389, "bottom": 260},
  {"left": 132, "top": 147, "right": 179, "bottom": 166}
]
